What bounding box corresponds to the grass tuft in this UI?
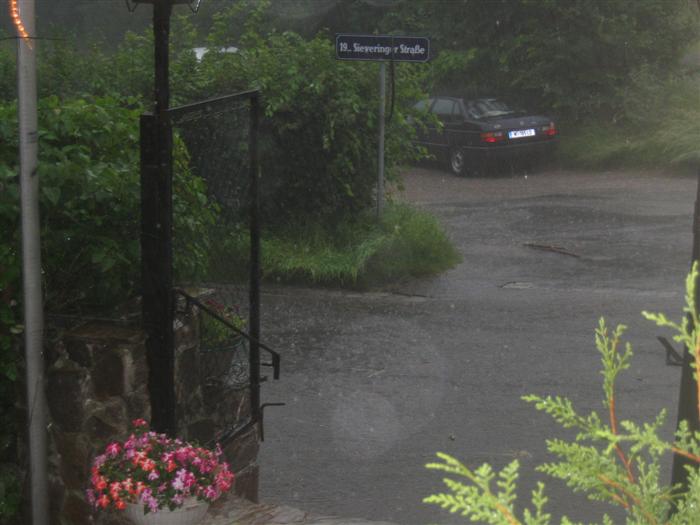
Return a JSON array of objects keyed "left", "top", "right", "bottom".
[
  {"left": 557, "top": 72, "right": 700, "bottom": 169},
  {"left": 210, "top": 203, "right": 461, "bottom": 287}
]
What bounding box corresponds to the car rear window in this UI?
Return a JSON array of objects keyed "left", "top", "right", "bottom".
[
  {"left": 466, "top": 99, "right": 517, "bottom": 119},
  {"left": 431, "top": 98, "right": 456, "bottom": 116}
]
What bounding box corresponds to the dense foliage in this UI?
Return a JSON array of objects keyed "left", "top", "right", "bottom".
[
  {"left": 0, "top": 96, "right": 215, "bottom": 312},
  {"left": 1, "top": 10, "right": 426, "bottom": 224},
  {"left": 270, "top": 0, "right": 698, "bottom": 124},
  {"left": 5, "top": 0, "right": 698, "bottom": 124},
  {"left": 199, "top": 29, "right": 424, "bottom": 222},
  {"left": 424, "top": 266, "right": 700, "bottom": 524},
  {"left": 0, "top": 96, "right": 218, "bottom": 522}
]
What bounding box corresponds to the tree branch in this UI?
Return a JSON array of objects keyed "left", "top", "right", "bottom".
[
  {"left": 597, "top": 475, "right": 657, "bottom": 525},
  {"left": 610, "top": 394, "right": 635, "bottom": 483}
]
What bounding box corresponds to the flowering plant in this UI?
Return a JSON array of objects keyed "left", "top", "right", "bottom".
[{"left": 87, "top": 419, "right": 234, "bottom": 514}]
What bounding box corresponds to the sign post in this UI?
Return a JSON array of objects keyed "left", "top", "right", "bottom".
[
  {"left": 377, "top": 62, "right": 385, "bottom": 218},
  {"left": 335, "top": 34, "right": 430, "bottom": 219}
]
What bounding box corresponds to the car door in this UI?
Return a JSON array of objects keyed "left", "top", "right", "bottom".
[{"left": 428, "top": 97, "right": 457, "bottom": 157}]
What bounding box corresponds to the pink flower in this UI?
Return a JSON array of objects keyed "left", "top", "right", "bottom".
[
  {"left": 93, "top": 454, "right": 108, "bottom": 468},
  {"left": 132, "top": 450, "right": 148, "bottom": 466},
  {"left": 147, "top": 497, "right": 159, "bottom": 513},
  {"left": 109, "top": 482, "right": 121, "bottom": 499},
  {"left": 215, "top": 467, "right": 234, "bottom": 493},
  {"left": 105, "top": 442, "right": 121, "bottom": 457},
  {"left": 172, "top": 468, "right": 196, "bottom": 492},
  {"left": 123, "top": 478, "right": 134, "bottom": 494},
  {"left": 203, "top": 485, "right": 219, "bottom": 500},
  {"left": 140, "top": 458, "right": 156, "bottom": 472},
  {"left": 175, "top": 446, "right": 194, "bottom": 463},
  {"left": 94, "top": 476, "right": 108, "bottom": 491},
  {"left": 132, "top": 418, "right": 148, "bottom": 428},
  {"left": 89, "top": 421, "right": 235, "bottom": 515}
]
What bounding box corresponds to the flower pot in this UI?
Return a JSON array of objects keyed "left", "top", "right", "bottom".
[{"left": 124, "top": 499, "right": 209, "bottom": 525}]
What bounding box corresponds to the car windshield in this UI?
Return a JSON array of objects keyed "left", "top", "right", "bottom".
[{"left": 466, "top": 98, "right": 519, "bottom": 119}]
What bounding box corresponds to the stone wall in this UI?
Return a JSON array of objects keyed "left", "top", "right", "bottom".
[
  {"left": 47, "top": 323, "right": 149, "bottom": 525},
  {"left": 43, "top": 296, "right": 259, "bottom": 524}
]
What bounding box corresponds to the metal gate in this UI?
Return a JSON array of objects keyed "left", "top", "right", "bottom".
[{"left": 140, "top": 90, "right": 280, "bottom": 445}]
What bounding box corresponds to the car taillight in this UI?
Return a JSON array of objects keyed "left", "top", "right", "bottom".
[
  {"left": 541, "top": 122, "right": 557, "bottom": 136},
  {"left": 480, "top": 131, "right": 505, "bottom": 143}
]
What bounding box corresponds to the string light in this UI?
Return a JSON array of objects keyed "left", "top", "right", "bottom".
[{"left": 9, "top": 0, "right": 33, "bottom": 49}]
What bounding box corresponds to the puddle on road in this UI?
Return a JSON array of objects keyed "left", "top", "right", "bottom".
[{"left": 500, "top": 281, "right": 535, "bottom": 289}]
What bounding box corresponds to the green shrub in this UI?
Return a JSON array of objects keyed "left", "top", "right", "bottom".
[
  {"left": 0, "top": 96, "right": 216, "bottom": 310},
  {"left": 416, "top": 1, "right": 699, "bottom": 123},
  {"left": 424, "top": 265, "right": 700, "bottom": 524},
  {"left": 365, "top": 203, "right": 461, "bottom": 282},
  {"left": 557, "top": 71, "right": 700, "bottom": 169},
  {"left": 211, "top": 202, "right": 460, "bottom": 286},
  {"left": 0, "top": 95, "right": 219, "bottom": 522},
  {"left": 198, "top": 21, "right": 426, "bottom": 226},
  {"left": 0, "top": 464, "right": 20, "bottom": 521}
]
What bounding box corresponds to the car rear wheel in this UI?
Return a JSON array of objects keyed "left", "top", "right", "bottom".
[{"left": 449, "top": 147, "right": 467, "bottom": 176}]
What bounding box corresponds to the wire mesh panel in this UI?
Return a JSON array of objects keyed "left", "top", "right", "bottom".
[
  {"left": 170, "top": 93, "right": 255, "bottom": 288},
  {"left": 168, "top": 91, "right": 265, "bottom": 445}
]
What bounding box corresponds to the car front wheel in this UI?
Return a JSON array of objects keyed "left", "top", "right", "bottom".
[{"left": 449, "top": 147, "right": 467, "bottom": 176}]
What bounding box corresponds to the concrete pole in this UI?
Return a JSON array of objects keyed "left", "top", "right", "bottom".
[
  {"left": 16, "top": 0, "right": 49, "bottom": 523},
  {"left": 377, "top": 62, "right": 386, "bottom": 220}
]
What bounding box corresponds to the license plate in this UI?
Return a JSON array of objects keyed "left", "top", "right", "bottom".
[{"left": 508, "top": 129, "right": 536, "bottom": 139}]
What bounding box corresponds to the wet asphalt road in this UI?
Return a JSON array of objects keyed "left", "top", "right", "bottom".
[{"left": 257, "top": 167, "right": 697, "bottom": 524}]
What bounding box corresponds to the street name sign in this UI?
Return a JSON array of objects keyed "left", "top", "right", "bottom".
[
  {"left": 335, "top": 34, "right": 430, "bottom": 62},
  {"left": 334, "top": 33, "right": 430, "bottom": 219}
]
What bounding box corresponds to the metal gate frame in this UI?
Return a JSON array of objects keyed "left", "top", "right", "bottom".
[{"left": 141, "top": 90, "right": 279, "bottom": 438}]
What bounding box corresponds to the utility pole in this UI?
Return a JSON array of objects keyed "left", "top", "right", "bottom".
[
  {"left": 138, "top": 0, "right": 176, "bottom": 435},
  {"left": 132, "top": 0, "right": 200, "bottom": 435},
  {"left": 150, "top": 0, "right": 175, "bottom": 435},
  {"left": 13, "top": 0, "right": 49, "bottom": 522}
]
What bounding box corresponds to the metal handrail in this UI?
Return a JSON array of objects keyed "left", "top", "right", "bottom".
[{"left": 174, "top": 288, "right": 280, "bottom": 379}]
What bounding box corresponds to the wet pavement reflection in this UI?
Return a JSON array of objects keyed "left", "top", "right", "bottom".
[{"left": 257, "top": 168, "right": 696, "bottom": 524}]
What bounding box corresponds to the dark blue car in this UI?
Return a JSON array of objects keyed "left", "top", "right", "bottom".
[{"left": 413, "top": 96, "right": 558, "bottom": 176}]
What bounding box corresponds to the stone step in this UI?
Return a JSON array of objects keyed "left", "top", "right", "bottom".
[{"left": 205, "top": 497, "right": 398, "bottom": 525}]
